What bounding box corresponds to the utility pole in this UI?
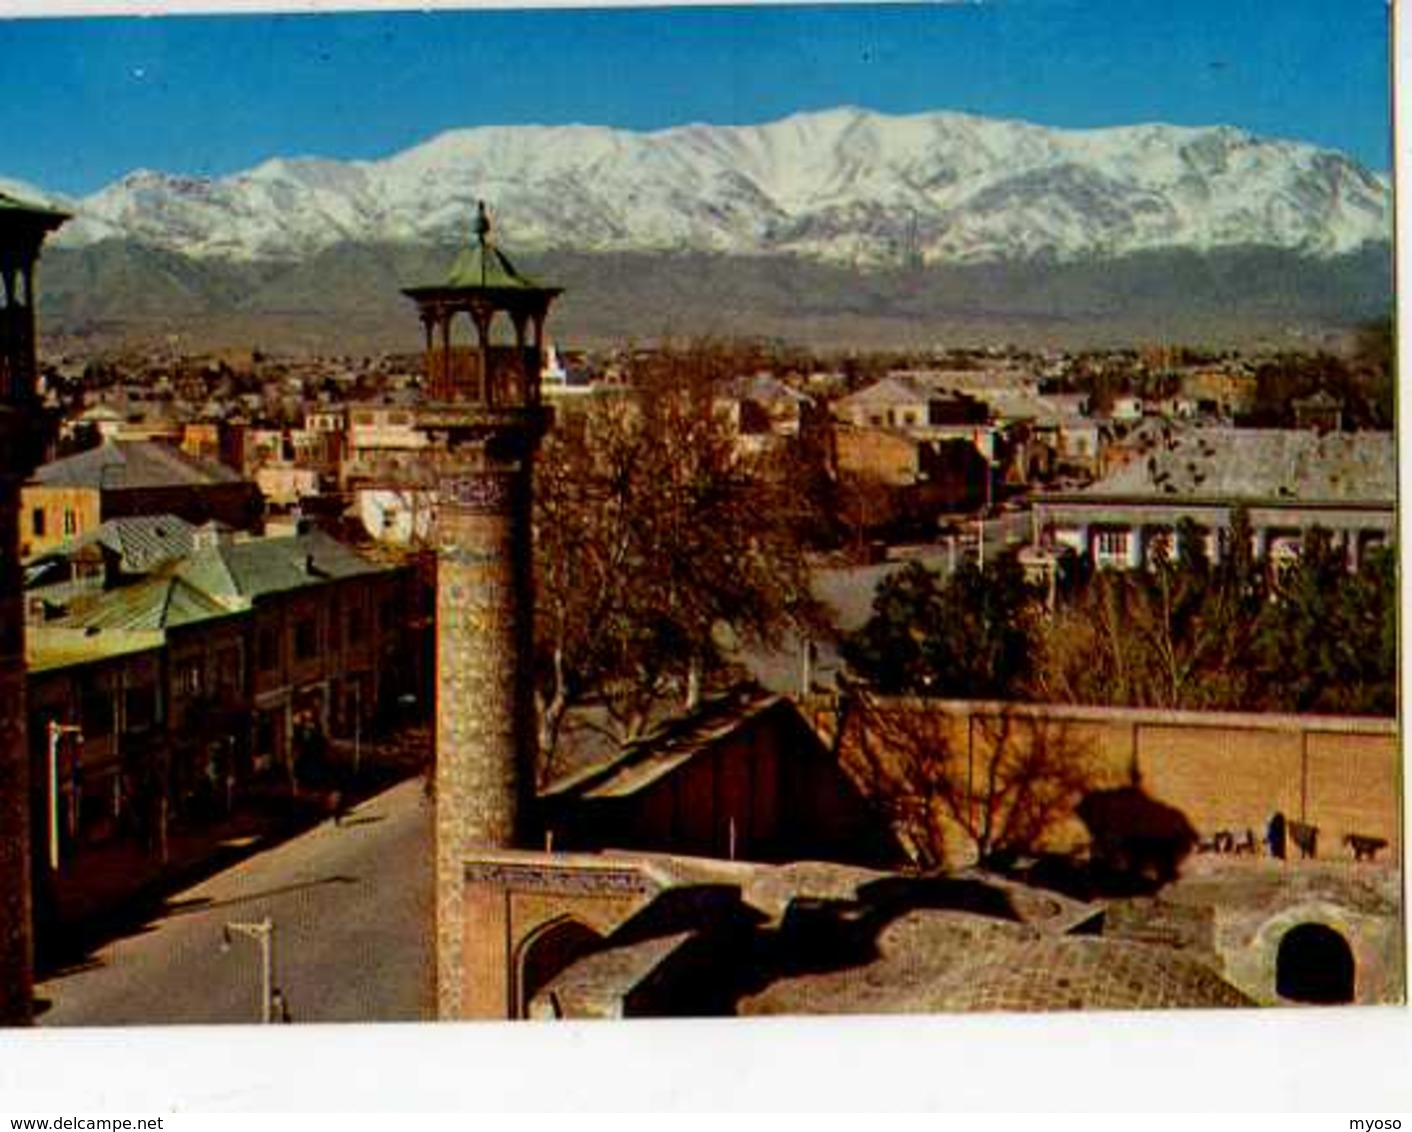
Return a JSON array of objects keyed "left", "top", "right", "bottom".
[{"left": 222, "top": 917, "right": 276, "bottom": 1023}]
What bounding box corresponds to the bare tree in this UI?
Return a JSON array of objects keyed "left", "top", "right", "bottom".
[
  {"left": 533, "top": 342, "right": 826, "bottom": 782},
  {"left": 836, "top": 693, "right": 1097, "bottom": 870}
]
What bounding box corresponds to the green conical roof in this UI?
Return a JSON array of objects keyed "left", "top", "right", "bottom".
[
  {"left": 405, "top": 201, "right": 560, "bottom": 300},
  {"left": 444, "top": 237, "right": 543, "bottom": 291}
]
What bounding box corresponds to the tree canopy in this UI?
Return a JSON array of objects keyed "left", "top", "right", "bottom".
[
  {"left": 844, "top": 520, "right": 1396, "bottom": 718},
  {"left": 843, "top": 556, "right": 1038, "bottom": 700},
  {"left": 533, "top": 342, "right": 825, "bottom": 778}
]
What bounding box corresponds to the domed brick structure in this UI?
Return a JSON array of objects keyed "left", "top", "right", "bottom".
[{"left": 927, "top": 937, "right": 1252, "bottom": 1012}]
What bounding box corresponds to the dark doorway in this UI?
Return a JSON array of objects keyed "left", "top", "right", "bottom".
[
  {"left": 514, "top": 916, "right": 604, "bottom": 1018},
  {"left": 1276, "top": 923, "right": 1355, "bottom": 1004}
]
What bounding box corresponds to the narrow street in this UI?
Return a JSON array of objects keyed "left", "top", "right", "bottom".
[{"left": 36, "top": 778, "right": 434, "bottom": 1026}]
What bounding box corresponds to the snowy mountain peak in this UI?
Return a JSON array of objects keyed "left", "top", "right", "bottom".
[{"left": 33, "top": 107, "right": 1391, "bottom": 266}]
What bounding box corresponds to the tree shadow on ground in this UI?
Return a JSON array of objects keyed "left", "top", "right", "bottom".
[
  {"left": 35, "top": 766, "right": 416, "bottom": 980},
  {"left": 573, "top": 873, "right": 1022, "bottom": 1015},
  {"left": 545, "top": 783, "right": 1203, "bottom": 1015},
  {"left": 332, "top": 815, "right": 385, "bottom": 830},
  {"left": 163, "top": 875, "right": 360, "bottom": 918}
]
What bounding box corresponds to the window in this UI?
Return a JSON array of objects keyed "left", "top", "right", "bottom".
[
  {"left": 1096, "top": 529, "right": 1130, "bottom": 561},
  {"left": 177, "top": 663, "right": 202, "bottom": 696},
  {"left": 30, "top": 508, "right": 45, "bottom": 538},
  {"left": 255, "top": 710, "right": 278, "bottom": 757},
  {"left": 294, "top": 618, "right": 318, "bottom": 660},
  {"left": 215, "top": 646, "right": 243, "bottom": 694},
  {"left": 1147, "top": 531, "right": 1174, "bottom": 566},
  {"left": 124, "top": 686, "right": 157, "bottom": 731},
  {"left": 80, "top": 683, "right": 113, "bottom": 738},
  {"left": 63, "top": 509, "right": 78, "bottom": 536},
  {"left": 258, "top": 626, "right": 280, "bottom": 672}
]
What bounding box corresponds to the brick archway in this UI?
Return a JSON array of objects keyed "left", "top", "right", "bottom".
[{"left": 513, "top": 914, "right": 604, "bottom": 1019}]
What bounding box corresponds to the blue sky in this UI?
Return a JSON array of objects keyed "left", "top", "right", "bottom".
[{"left": 0, "top": 1, "right": 1393, "bottom": 195}]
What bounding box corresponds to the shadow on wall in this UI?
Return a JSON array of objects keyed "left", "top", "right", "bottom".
[
  {"left": 986, "top": 781, "right": 1200, "bottom": 903},
  {"left": 836, "top": 695, "right": 1100, "bottom": 870},
  {"left": 1075, "top": 782, "right": 1198, "bottom": 896}
]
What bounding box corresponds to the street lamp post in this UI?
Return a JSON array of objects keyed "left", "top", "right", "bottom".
[
  {"left": 46, "top": 721, "right": 82, "bottom": 872},
  {"left": 222, "top": 917, "right": 276, "bottom": 1023}
]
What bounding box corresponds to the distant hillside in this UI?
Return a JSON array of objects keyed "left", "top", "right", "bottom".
[{"left": 35, "top": 240, "right": 1392, "bottom": 355}]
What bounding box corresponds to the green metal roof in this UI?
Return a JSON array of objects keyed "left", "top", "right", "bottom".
[
  {"left": 443, "top": 239, "right": 547, "bottom": 291},
  {"left": 404, "top": 201, "right": 561, "bottom": 300},
  {"left": 38, "top": 514, "right": 195, "bottom": 575},
  {"left": 27, "top": 627, "right": 164, "bottom": 674},
  {"left": 56, "top": 571, "right": 238, "bottom": 632},
  {"left": 177, "top": 530, "right": 388, "bottom": 604}
]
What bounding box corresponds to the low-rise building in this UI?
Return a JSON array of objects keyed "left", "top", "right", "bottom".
[
  {"left": 23, "top": 439, "right": 262, "bottom": 557},
  {"left": 176, "top": 530, "right": 422, "bottom": 777},
  {"left": 27, "top": 627, "right": 166, "bottom": 858},
  {"left": 540, "top": 687, "right": 897, "bottom": 865},
  {"left": 1035, "top": 426, "right": 1395, "bottom": 570},
  {"left": 715, "top": 373, "right": 823, "bottom": 457},
  {"left": 25, "top": 530, "right": 428, "bottom": 866}
]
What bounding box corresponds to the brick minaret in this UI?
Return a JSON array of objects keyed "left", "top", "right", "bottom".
[
  {"left": 0, "top": 192, "right": 67, "bottom": 1024},
  {"left": 402, "top": 203, "right": 561, "bottom": 1017}
]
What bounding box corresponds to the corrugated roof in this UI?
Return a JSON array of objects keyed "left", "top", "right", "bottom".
[
  {"left": 55, "top": 572, "right": 236, "bottom": 632},
  {"left": 33, "top": 440, "right": 244, "bottom": 491},
  {"left": 542, "top": 686, "right": 784, "bottom": 801},
  {"left": 27, "top": 626, "right": 164, "bottom": 673},
  {"left": 48, "top": 514, "right": 195, "bottom": 575},
  {"left": 177, "top": 530, "right": 386, "bottom": 604},
  {"left": 1086, "top": 426, "right": 1395, "bottom": 504}
]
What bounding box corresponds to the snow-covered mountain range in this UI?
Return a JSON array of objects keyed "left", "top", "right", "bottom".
[{"left": 8, "top": 107, "right": 1392, "bottom": 267}]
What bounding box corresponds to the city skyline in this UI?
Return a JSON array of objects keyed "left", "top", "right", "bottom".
[{"left": 0, "top": 0, "right": 1394, "bottom": 197}]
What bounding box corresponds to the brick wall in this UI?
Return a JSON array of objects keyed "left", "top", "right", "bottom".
[{"left": 805, "top": 696, "right": 1399, "bottom": 864}]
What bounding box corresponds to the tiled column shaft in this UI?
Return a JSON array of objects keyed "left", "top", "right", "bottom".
[{"left": 433, "top": 425, "right": 537, "bottom": 1020}]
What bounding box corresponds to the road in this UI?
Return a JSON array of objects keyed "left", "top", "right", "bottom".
[
  {"left": 36, "top": 778, "right": 433, "bottom": 1026},
  {"left": 736, "top": 508, "right": 1040, "bottom": 695}
]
